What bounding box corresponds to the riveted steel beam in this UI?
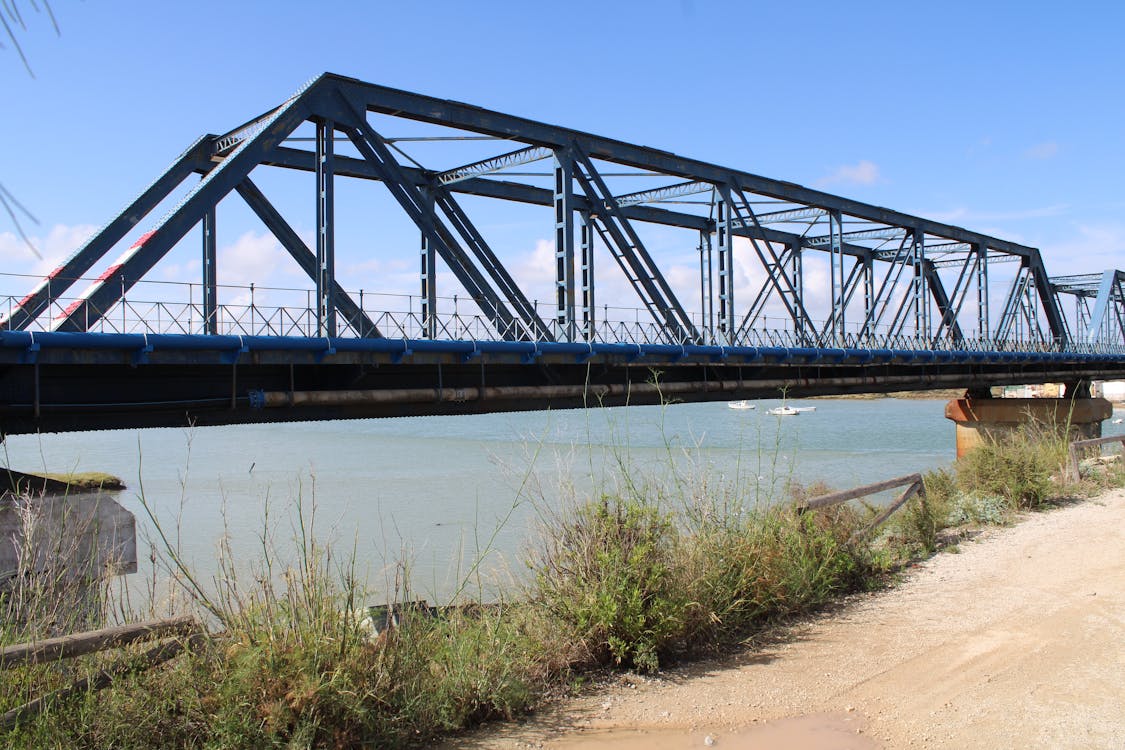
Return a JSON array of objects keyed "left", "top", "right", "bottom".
[
  {"left": 614, "top": 180, "right": 711, "bottom": 207},
  {"left": 0, "top": 135, "right": 214, "bottom": 331},
  {"left": 315, "top": 119, "right": 337, "bottom": 337},
  {"left": 805, "top": 226, "right": 906, "bottom": 248},
  {"left": 201, "top": 203, "right": 218, "bottom": 335},
  {"left": 569, "top": 145, "right": 697, "bottom": 343},
  {"left": 554, "top": 151, "right": 577, "bottom": 341},
  {"left": 437, "top": 145, "right": 553, "bottom": 185},
  {"left": 50, "top": 87, "right": 318, "bottom": 332},
  {"left": 580, "top": 210, "right": 595, "bottom": 341},
  {"left": 332, "top": 75, "right": 1038, "bottom": 258},
  {"left": 334, "top": 97, "right": 531, "bottom": 341}
]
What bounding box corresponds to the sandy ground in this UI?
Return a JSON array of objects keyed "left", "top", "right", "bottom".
[{"left": 450, "top": 488, "right": 1125, "bottom": 749}]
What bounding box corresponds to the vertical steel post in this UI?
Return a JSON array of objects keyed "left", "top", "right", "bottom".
[
  {"left": 1076, "top": 296, "right": 1090, "bottom": 339},
  {"left": 715, "top": 192, "right": 735, "bottom": 343},
  {"left": 862, "top": 254, "right": 874, "bottom": 343},
  {"left": 791, "top": 241, "right": 804, "bottom": 341},
  {"left": 202, "top": 205, "right": 218, "bottom": 335},
  {"left": 700, "top": 229, "right": 714, "bottom": 343},
  {"left": 974, "top": 242, "right": 989, "bottom": 342},
  {"left": 912, "top": 229, "right": 928, "bottom": 340},
  {"left": 553, "top": 152, "right": 577, "bottom": 341},
  {"left": 315, "top": 120, "right": 336, "bottom": 338},
  {"left": 419, "top": 187, "right": 437, "bottom": 339},
  {"left": 580, "top": 210, "right": 595, "bottom": 341},
  {"left": 828, "top": 211, "right": 844, "bottom": 343}
]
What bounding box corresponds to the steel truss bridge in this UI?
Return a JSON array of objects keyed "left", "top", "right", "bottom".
[{"left": 1, "top": 73, "right": 1123, "bottom": 434}]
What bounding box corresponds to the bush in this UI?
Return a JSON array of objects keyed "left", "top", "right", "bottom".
[
  {"left": 957, "top": 428, "right": 1065, "bottom": 510},
  {"left": 532, "top": 495, "right": 683, "bottom": 672},
  {"left": 892, "top": 469, "right": 956, "bottom": 554},
  {"left": 675, "top": 502, "right": 871, "bottom": 647}
]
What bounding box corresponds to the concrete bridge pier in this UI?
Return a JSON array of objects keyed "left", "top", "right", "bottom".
[
  {"left": 944, "top": 393, "right": 1113, "bottom": 458},
  {"left": 0, "top": 491, "right": 136, "bottom": 631}
]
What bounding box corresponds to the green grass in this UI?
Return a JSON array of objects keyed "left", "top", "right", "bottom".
[
  {"left": 885, "top": 419, "right": 1124, "bottom": 557},
  {"left": 3, "top": 416, "right": 1122, "bottom": 748},
  {"left": 39, "top": 472, "right": 126, "bottom": 491}
]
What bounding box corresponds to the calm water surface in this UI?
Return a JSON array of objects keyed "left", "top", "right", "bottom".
[{"left": 6, "top": 398, "right": 1118, "bottom": 601}]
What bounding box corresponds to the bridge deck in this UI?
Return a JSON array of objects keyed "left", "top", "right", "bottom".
[{"left": 2, "top": 331, "right": 1122, "bottom": 434}]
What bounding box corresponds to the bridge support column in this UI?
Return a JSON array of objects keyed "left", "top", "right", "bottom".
[
  {"left": 419, "top": 187, "right": 437, "bottom": 339},
  {"left": 944, "top": 396, "right": 1113, "bottom": 458},
  {"left": 553, "top": 151, "right": 576, "bottom": 341},
  {"left": 580, "top": 210, "right": 594, "bottom": 341},
  {"left": 202, "top": 206, "right": 218, "bottom": 335},
  {"left": 715, "top": 191, "right": 735, "bottom": 344},
  {"left": 316, "top": 119, "right": 336, "bottom": 338}
]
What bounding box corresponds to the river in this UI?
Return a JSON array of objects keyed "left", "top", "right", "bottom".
[{"left": 4, "top": 397, "right": 1121, "bottom": 603}]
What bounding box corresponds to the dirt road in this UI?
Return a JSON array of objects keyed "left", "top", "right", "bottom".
[{"left": 456, "top": 489, "right": 1125, "bottom": 749}]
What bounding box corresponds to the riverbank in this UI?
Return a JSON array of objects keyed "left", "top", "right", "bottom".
[
  {"left": 0, "top": 424, "right": 1119, "bottom": 747},
  {"left": 453, "top": 487, "right": 1125, "bottom": 749},
  {"left": 0, "top": 469, "right": 125, "bottom": 496},
  {"left": 811, "top": 388, "right": 965, "bottom": 400}
]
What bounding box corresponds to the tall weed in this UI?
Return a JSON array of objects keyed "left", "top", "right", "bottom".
[
  {"left": 958, "top": 426, "right": 1066, "bottom": 510},
  {"left": 532, "top": 495, "right": 683, "bottom": 672}
]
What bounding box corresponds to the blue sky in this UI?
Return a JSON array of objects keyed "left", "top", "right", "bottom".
[{"left": 2, "top": 0, "right": 1123, "bottom": 328}]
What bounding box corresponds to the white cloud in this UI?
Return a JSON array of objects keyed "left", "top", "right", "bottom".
[
  {"left": 0, "top": 223, "right": 98, "bottom": 278},
  {"left": 1024, "top": 141, "right": 1059, "bottom": 160},
  {"left": 511, "top": 238, "right": 557, "bottom": 309},
  {"left": 816, "top": 160, "right": 882, "bottom": 188},
  {"left": 1042, "top": 222, "right": 1125, "bottom": 275},
  {"left": 218, "top": 231, "right": 292, "bottom": 287},
  {"left": 924, "top": 204, "right": 1068, "bottom": 225}
]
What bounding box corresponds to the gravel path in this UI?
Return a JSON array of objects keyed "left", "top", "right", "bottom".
[{"left": 451, "top": 488, "right": 1125, "bottom": 749}]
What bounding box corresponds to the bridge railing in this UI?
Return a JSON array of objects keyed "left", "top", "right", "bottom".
[{"left": 1, "top": 273, "right": 1123, "bottom": 354}]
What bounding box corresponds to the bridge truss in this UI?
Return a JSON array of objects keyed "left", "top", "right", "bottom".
[{"left": 0, "top": 73, "right": 1123, "bottom": 433}]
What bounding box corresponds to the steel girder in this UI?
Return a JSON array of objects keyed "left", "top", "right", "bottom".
[
  {"left": 44, "top": 84, "right": 320, "bottom": 333},
  {"left": 256, "top": 147, "right": 1049, "bottom": 347},
  {"left": 568, "top": 144, "right": 697, "bottom": 343},
  {"left": 333, "top": 101, "right": 550, "bottom": 342},
  {"left": 5, "top": 72, "right": 1107, "bottom": 353},
  {"left": 1054, "top": 270, "right": 1125, "bottom": 345},
  {"left": 0, "top": 135, "right": 214, "bottom": 331}
]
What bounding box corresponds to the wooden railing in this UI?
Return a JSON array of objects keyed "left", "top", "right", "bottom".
[
  {"left": 1067, "top": 434, "right": 1125, "bottom": 482},
  {"left": 800, "top": 472, "right": 926, "bottom": 541},
  {"left": 0, "top": 616, "right": 203, "bottom": 729}
]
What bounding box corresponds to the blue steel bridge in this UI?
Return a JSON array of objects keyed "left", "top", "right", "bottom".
[{"left": 1, "top": 73, "right": 1123, "bottom": 435}]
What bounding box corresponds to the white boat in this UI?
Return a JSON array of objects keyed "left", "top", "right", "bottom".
[
  {"left": 767, "top": 405, "right": 816, "bottom": 416},
  {"left": 727, "top": 400, "right": 756, "bottom": 410}
]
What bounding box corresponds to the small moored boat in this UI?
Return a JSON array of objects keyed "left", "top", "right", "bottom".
[
  {"left": 727, "top": 400, "right": 756, "bottom": 410},
  {"left": 766, "top": 405, "right": 816, "bottom": 416}
]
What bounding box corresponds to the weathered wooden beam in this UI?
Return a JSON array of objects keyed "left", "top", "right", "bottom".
[
  {"left": 0, "top": 632, "right": 204, "bottom": 729},
  {"left": 801, "top": 473, "right": 923, "bottom": 511},
  {"left": 0, "top": 615, "right": 198, "bottom": 670},
  {"left": 853, "top": 480, "right": 926, "bottom": 541},
  {"left": 1067, "top": 435, "right": 1125, "bottom": 482}
]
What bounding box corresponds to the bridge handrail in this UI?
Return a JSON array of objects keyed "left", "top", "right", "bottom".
[{"left": 2, "top": 273, "right": 1124, "bottom": 354}]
